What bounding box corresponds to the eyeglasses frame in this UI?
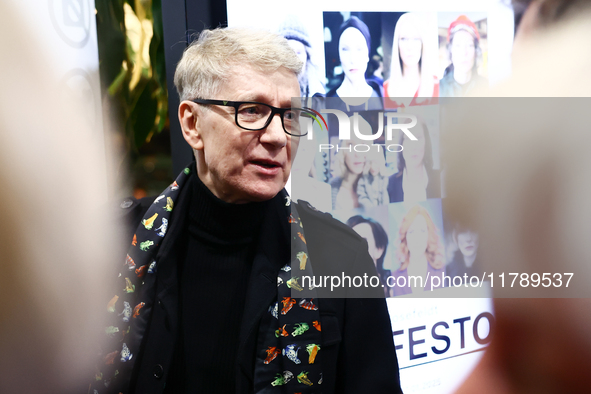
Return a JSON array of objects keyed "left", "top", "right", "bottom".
[{"left": 190, "top": 98, "right": 311, "bottom": 137}]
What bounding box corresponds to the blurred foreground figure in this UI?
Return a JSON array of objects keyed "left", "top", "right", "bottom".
[
  {"left": 0, "top": 3, "right": 114, "bottom": 393},
  {"left": 447, "top": 1, "right": 591, "bottom": 393}
]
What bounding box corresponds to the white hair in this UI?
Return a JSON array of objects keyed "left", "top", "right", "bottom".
[{"left": 174, "top": 27, "right": 303, "bottom": 101}]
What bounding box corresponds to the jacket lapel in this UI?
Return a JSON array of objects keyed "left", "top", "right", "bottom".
[{"left": 236, "top": 192, "right": 291, "bottom": 383}]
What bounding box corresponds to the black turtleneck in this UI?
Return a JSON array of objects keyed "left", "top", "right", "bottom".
[{"left": 165, "top": 167, "right": 269, "bottom": 393}]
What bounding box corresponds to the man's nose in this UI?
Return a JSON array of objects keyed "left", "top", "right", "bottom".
[{"left": 260, "top": 113, "right": 287, "bottom": 147}]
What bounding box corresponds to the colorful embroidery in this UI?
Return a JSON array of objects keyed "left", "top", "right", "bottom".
[
  {"left": 135, "top": 265, "right": 147, "bottom": 278},
  {"left": 93, "top": 168, "right": 323, "bottom": 394},
  {"left": 139, "top": 240, "right": 154, "bottom": 251},
  {"left": 271, "top": 371, "right": 293, "bottom": 386},
  {"left": 132, "top": 302, "right": 145, "bottom": 318},
  {"left": 299, "top": 298, "right": 318, "bottom": 311},
  {"left": 120, "top": 343, "right": 132, "bottom": 362},
  {"left": 141, "top": 213, "right": 158, "bottom": 230},
  {"left": 283, "top": 344, "right": 301, "bottom": 364},
  {"left": 291, "top": 323, "right": 309, "bottom": 337},
  {"left": 107, "top": 296, "right": 118, "bottom": 313},
  {"left": 155, "top": 218, "right": 168, "bottom": 237},
  {"left": 264, "top": 346, "right": 281, "bottom": 364},
  {"left": 296, "top": 251, "right": 308, "bottom": 270},
  {"left": 125, "top": 254, "right": 135, "bottom": 271},
  {"left": 123, "top": 278, "right": 135, "bottom": 293},
  {"left": 306, "top": 344, "right": 320, "bottom": 364},
  {"left": 286, "top": 277, "right": 303, "bottom": 291},
  {"left": 297, "top": 371, "right": 313, "bottom": 386},
  {"left": 275, "top": 324, "right": 289, "bottom": 338},
  {"left": 281, "top": 297, "right": 296, "bottom": 315}
]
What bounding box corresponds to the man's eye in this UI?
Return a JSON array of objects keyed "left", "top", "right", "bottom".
[{"left": 240, "top": 106, "right": 260, "bottom": 115}]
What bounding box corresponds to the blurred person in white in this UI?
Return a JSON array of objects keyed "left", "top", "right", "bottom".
[
  {"left": 446, "top": 1, "right": 591, "bottom": 393},
  {"left": 0, "top": 2, "right": 113, "bottom": 393}
]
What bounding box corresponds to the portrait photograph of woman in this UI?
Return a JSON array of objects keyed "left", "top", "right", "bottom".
[
  {"left": 388, "top": 118, "right": 441, "bottom": 203},
  {"left": 438, "top": 13, "right": 488, "bottom": 97},
  {"left": 329, "top": 113, "right": 390, "bottom": 210},
  {"left": 323, "top": 13, "right": 384, "bottom": 118},
  {"left": 442, "top": 200, "right": 483, "bottom": 284},
  {"left": 383, "top": 12, "right": 439, "bottom": 108},
  {"left": 390, "top": 201, "right": 446, "bottom": 296},
  {"left": 330, "top": 132, "right": 369, "bottom": 211},
  {"left": 346, "top": 212, "right": 393, "bottom": 297}
]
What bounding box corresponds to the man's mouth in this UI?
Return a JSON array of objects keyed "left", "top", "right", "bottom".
[{"left": 251, "top": 160, "right": 281, "bottom": 169}]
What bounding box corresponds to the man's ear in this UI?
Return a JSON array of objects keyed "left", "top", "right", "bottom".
[{"left": 179, "top": 101, "right": 204, "bottom": 150}]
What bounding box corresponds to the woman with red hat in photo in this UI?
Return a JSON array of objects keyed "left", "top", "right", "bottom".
[{"left": 440, "top": 15, "right": 487, "bottom": 97}]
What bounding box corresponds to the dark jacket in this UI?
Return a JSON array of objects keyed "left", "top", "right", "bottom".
[{"left": 114, "top": 191, "right": 403, "bottom": 394}]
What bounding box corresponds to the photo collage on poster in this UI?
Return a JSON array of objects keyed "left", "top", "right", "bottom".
[{"left": 287, "top": 11, "right": 488, "bottom": 296}]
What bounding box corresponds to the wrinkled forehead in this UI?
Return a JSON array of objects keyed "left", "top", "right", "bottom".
[{"left": 217, "top": 63, "right": 300, "bottom": 104}]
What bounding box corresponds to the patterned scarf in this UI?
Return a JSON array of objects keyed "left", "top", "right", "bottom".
[{"left": 91, "top": 166, "right": 324, "bottom": 393}]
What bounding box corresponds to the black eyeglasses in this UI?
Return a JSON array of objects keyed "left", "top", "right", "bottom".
[{"left": 191, "top": 99, "right": 313, "bottom": 137}]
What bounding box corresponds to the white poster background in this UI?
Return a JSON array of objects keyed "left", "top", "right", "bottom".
[{"left": 228, "top": 1, "right": 507, "bottom": 392}]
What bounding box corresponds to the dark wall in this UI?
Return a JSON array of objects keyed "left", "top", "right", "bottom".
[{"left": 161, "top": 0, "right": 227, "bottom": 175}]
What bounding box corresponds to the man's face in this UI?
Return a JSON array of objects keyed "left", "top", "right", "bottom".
[{"left": 190, "top": 65, "right": 300, "bottom": 203}]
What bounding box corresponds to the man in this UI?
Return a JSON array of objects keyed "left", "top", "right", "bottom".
[{"left": 92, "top": 28, "right": 402, "bottom": 393}]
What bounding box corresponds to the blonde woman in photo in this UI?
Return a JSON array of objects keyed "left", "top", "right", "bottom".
[
  {"left": 392, "top": 205, "right": 445, "bottom": 295},
  {"left": 384, "top": 13, "right": 439, "bottom": 108}
]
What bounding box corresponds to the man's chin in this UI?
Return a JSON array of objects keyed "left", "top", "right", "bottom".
[{"left": 237, "top": 183, "right": 285, "bottom": 204}]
